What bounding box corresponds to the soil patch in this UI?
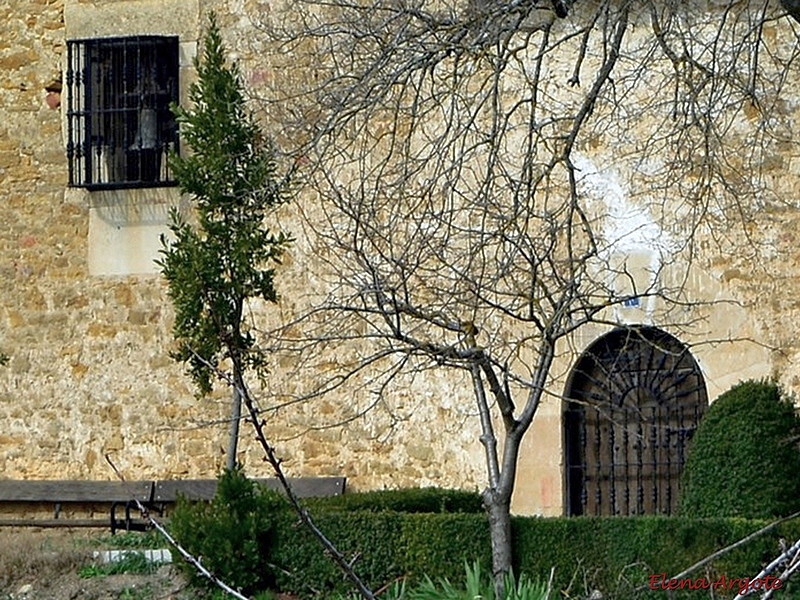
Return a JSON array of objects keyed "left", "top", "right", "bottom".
[{"left": 0, "top": 528, "right": 198, "bottom": 600}]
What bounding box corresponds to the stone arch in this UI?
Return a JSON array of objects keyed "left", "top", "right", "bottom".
[{"left": 563, "top": 326, "right": 707, "bottom": 516}]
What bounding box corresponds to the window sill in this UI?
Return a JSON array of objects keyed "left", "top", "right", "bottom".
[{"left": 73, "top": 181, "right": 179, "bottom": 192}]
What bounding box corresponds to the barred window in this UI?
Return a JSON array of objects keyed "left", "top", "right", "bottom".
[{"left": 66, "top": 36, "right": 179, "bottom": 190}]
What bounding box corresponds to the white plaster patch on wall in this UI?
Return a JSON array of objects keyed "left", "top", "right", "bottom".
[
  {"left": 572, "top": 153, "right": 673, "bottom": 254},
  {"left": 572, "top": 153, "right": 675, "bottom": 322}
]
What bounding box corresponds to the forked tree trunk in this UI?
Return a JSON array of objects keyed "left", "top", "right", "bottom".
[
  {"left": 472, "top": 360, "right": 518, "bottom": 599},
  {"left": 486, "top": 493, "right": 513, "bottom": 599}
]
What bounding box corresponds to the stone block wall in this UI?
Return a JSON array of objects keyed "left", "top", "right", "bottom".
[{"left": 1, "top": 0, "right": 798, "bottom": 517}]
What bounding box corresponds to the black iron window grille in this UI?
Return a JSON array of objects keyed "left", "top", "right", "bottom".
[
  {"left": 564, "top": 326, "right": 707, "bottom": 516},
  {"left": 66, "top": 36, "right": 179, "bottom": 190}
]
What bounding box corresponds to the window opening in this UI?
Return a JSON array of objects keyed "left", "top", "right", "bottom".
[{"left": 66, "top": 36, "right": 179, "bottom": 189}]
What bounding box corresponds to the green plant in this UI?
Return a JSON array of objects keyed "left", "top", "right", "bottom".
[
  {"left": 202, "top": 589, "right": 275, "bottom": 600},
  {"left": 159, "top": 12, "right": 290, "bottom": 469},
  {"left": 379, "top": 579, "right": 408, "bottom": 600},
  {"left": 91, "top": 531, "right": 165, "bottom": 550},
  {"left": 118, "top": 584, "right": 154, "bottom": 600},
  {"left": 680, "top": 380, "right": 800, "bottom": 518},
  {"left": 397, "top": 563, "right": 548, "bottom": 600},
  {"left": 171, "top": 476, "right": 800, "bottom": 599},
  {"left": 268, "top": 509, "right": 800, "bottom": 598},
  {"left": 269, "top": 510, "right": 492, "bottom": 596},
  {"left": 169, "top": 467, "right": 284, "bottom": 595},
  {"left": 78, "top": 552, "right": 156, "bottom": 578},
  {"left": 335, "top": 563, "right": 548, "bottom": 600}
]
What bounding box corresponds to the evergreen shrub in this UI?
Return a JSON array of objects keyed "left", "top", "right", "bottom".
[
  {"left": 169, "top": 467, "right": 285, "bottom": 595},
  {"left": 271, "top": 513, "right": 800, "bottom": 598},
  {"left": 269, "top": 510, "right": 491, "bottom": 596},
  {"left": 306, "top": 487, "right": 483, "bottom": 514},
  {"left": 680, "top": 380, "right": 800, "bottom": 518}
]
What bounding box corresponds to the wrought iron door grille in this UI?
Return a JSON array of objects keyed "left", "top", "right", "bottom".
[
  {"left": 66, "top": 36, "right": 179, "bottom": 190},
  {"left": 564, "top": 326, "right": 707, "bottom": 516}
]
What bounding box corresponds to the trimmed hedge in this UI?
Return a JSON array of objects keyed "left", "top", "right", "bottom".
[
  {"left": 304, "top": 487, "right": 484, "bottom": 514},
  {"left": 269, "top": 513, "right": 800, "bottom": 599},
  {"left": 680, "top": 380, "right": 800, "bottom": 518},
  {"left": 170, "top": 481, "right": 485, "bottom": 595},
  {"left": 513, "top": 516, "right": 800, "bottom": 598},
  {"left": 270, "top": 512, "right": 800, "bottom": 598},
  {"left": 170, "top": 477, "right": 800, "bottom": 599},
  {"left": 270, "top": 511, "right": 491, "bottom": 595}
]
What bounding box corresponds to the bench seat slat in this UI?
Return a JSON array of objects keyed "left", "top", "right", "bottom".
[
  {"left": 0, "top": 477, "right": 345, "bottom": 505},
  {"left": 0, "top": 480, "right": 154, "bottom": 503}
]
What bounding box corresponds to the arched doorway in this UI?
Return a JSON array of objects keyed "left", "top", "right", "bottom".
[{"left": 564, "top": 326, "right": 707, "bottom": 516}]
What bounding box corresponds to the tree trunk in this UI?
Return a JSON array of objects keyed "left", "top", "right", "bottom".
[
  {"left": 225, "top": 385, "right": 241, "bottom": 471},
  {"left": 486, "top": 492, "right": 513, "bottom": 599}
]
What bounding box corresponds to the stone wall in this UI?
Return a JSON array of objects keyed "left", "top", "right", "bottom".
[
  {"left": 0, "top": 0, "right": 797, "bottom": 517},
  {"left": 0, "top": 0, "right": 490, "bottom": 491}
]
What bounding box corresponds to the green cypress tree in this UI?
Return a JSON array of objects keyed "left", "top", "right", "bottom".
[{"left": 159, "top": 14, "right": 290, "bottom": 470}]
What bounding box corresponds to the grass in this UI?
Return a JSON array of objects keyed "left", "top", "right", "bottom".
[
  {"left": 118, "top": 583, "right": 154, "bottom": 600},
  {"left": 79, "top": 552, "right": 161, "bottom": 578},
  {"left": 0, "top": 529, "right": 200, "bottom": 600},
  {"left": 80, "top": 530, "right": 166, "bottom": 550},
  {"left": 0, "top": 530, "right": 90, "bottom": 589}
]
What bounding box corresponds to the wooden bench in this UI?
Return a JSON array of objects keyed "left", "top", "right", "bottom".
[
  {"left": 0, "top": 480, "right": 155, "bottom": 531},
  {"left": 0, "top": 480, "right": 154, "bottom": 505},
  {"left": 0, "top": 477, "right": 346, "bottom": 532}
]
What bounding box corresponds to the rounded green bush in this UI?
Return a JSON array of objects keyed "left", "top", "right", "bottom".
[
  {"left": 169, "top": 467, "right": 285, "bottom": 595},
  {"left": 680, "top": 380, "right": 800, "bottom": 518}
]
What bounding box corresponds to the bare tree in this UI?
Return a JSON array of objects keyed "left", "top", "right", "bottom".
[{"left": 246, "top": 0, "right": 800, "bottom": 594}]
